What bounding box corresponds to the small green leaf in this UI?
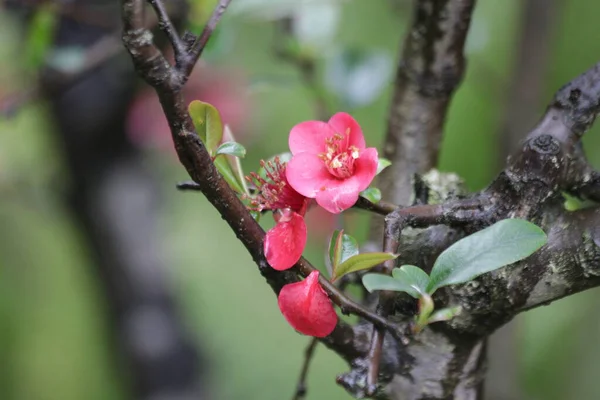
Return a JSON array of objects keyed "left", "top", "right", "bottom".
[
  {"left": 214, "top": 155, "right": 245, "bottom": 194},
  {"left": 391, "top": 265, "right": 430, "bottom": 298},
  {"left": 216, "top": 141, "right": 247, "bottom": 158},
  {"left": 361, "top": 273, "right": 420, "bottom": 298},
  {"left": 426, "top": 306, "right": 462, "bottom": 325},
  {"left": 562, "top": 191, "right": 596, "bottom": 211},
  {"left": 377, "top": 158, "right": 391, "bottom": 175},
  {"left": 188, "top": 100, "right": 223, "bottom": 155},
  {"left": 427, "top": 219, "right": 547, "bottom": 293},
  {"left": 328, "top": 230, "right": 359, "bottom": 269},
  {"left": 360, "top": 187, "right": 381, "bottom": 203},
  {"left": 333, "top": 252, "right": 397, "bottom": 281},
  {"left": 328, "top": 230, "right": 344, "bottom": 267},
  {"left": 221, "top": 125, "right": 249, "bottom": 195}
]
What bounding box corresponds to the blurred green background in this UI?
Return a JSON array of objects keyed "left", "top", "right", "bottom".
[{"left": 1, "top": 1, "right": 600, "bottom": 399}]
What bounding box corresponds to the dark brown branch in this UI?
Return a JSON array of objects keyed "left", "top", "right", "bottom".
[
  {"left": 347, "top": 61, "right": 600, "bottom": 399},
  {"left": 179, "top": 180, "right": 398, "bottom": 216},
  {"left": 148, "top": 0, "right": 185, "bottom": 60},
  {"left": 377, "top": 0, "right": 476, "bottom": 207},
  {"left": 353, "top": 197, "right": 397, "bottom": 216},
  {"left": 121, "top": 0, "right": 392, "bottom": 363},
  {"left": 181, "top": 0, "right": 232, "bottom": 78},
  {"left": 365, "top": 223, "right": 399, "bottom": 396}
]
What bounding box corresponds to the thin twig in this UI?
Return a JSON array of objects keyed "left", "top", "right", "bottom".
[
  {"left": 292, "top": 338, "right": 318, "bottom": 400},
  {"left": 121, "top": 0, "right": 392, "bottom": 361},
  {"left": 148, "top": 0, "right": 185, "bottom": 61},
  {"left": 182, "top": 0, "right": 232, "bottom": 78},
  {"left": 365, "top": 222, "right": 398, "bottom": 395},
  {"left": 353, "top": 197, "right": 397, "bottom": 216},
  {"left": 178, "top": 181, "right": 397, "bottom": 216}
]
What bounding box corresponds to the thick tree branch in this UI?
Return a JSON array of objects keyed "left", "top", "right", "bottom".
[
  {"left": 349, "top": 61, "right": 600, "bottom": 399},
  {"left": 378, "top": 0, "right": 476, "bottom": 207}
]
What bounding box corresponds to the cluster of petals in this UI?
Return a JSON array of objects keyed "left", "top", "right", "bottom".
[
  {"left": 246, "top": 157, "right": 309, "bottom": 271},
  {"left": 286, "top": 112, "right": 379, "bottom": 214},
  {"left": 247, "top": 112, "right": 377, "bottom": 337}
]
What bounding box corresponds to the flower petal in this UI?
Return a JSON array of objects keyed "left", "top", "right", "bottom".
[
  {"left": 286, "top": 152, "right": 337, "bottom": 198},
  {"left": 277, "top": 271, "right": 338, "bottom": 337},
  {"left": 315, "top": 179, "right": 361, "bottom": 214},
  {"left": 264, "top": 212, "right": 307, "bottom": 271},
  {"left": 328, "top": 112, "right": 365, "bottom": 150},
  {"left": 289, "top": 120, "right": 336, "bottom": 155},
  {"left": 354, "top": 147, "right": 379, "bottom": 191}
]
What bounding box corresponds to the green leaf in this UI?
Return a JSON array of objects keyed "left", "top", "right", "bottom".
[
  {"left": 328, "top": 230, "right": 359, "bottom": 269},
  {"left": 391, "top": 265, "right": 430, "bottom": 298},
  {"left": 362, "top": 273, "right": 420, "bottom": 298},
  {"left": 216, "top": 141, "right": 247, "bottom": 158},
  {"left": 360, "top": 187, "right": 381, "bottom": 203},
  {"left": 427, "top": 219, "right": 547, "bottom": 293},
  {"left": 214, "top": 155, "right": 245, "bottom": 194},
  {"left": 221, "top": 125, "right": 249, "bottom": 195},
  {"left": 333, "top": 252, "right": 397, "bottom": 282},
  {"left": 427, "top": 306, "right": 462, "bottom": 325},
  {"left": 188, "top": 100, "right": 223, "bottom": 155},
  {"left": 377, "top": 158, "right": 391, "bottom": 175},
  {"left": 562, "top": 191, "right": 597, "bottom": 211}
]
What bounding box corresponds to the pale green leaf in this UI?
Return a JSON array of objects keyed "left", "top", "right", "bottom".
[
  {"left": 188, "top": 100, "right": 223, "bottom": 155},
  {"left": 362, "top": 273, "right": 420, "bottom": 298},
  {"left": 427, "top": 306, "right": 462, "bottom": 325},
  {"left": 391, "top": 265, "right": 430, "bottom": 298},
  {"left": 377, "top": 158, "right": 392, "bottom": 175},
  {"left": 216, "top": 141, "right": 246, "bottom": 158},
  {"left": 360, "top": 187, "right": 381, "bottom": 203},
  {"left": 333, "top": 252, "right": 397, "bottom": 281}
]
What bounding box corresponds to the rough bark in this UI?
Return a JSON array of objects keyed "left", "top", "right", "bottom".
[
  {"left": 378, "top": 0, "right": 476, "bottom": 207},
  {"left": 343, "top": 62, "right": 600, "bottom": 400}
]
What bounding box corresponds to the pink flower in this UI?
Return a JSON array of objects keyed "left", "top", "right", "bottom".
[
  {"left": 278, "top": 271, "right": 337, "bottom": 337},
  {"left": 247, "top": 157, "right": 309, "bottom": 271},
  {"left": 286, "top": 112, "right": 378, "bottom": 214}
]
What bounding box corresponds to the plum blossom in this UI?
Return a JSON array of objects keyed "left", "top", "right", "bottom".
[
  {"left": 277, "top": 270, "right": 337, "bottom": 337},
  {"left": 247, "top": 157, "right": 309, "bottom": 271},
  {"left": 286, "top": 112, "right": 378, "bottom": 214}
]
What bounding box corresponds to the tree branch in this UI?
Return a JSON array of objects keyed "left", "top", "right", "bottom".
[
  {"left": 121, "top": 0, "right": 393, "bottom": 364},
  {"left": 350, "top": 61, "right": 600, "bottom": 399},
  {"left": 377, "top": 0, "right": 476, "bottom": 207}
]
